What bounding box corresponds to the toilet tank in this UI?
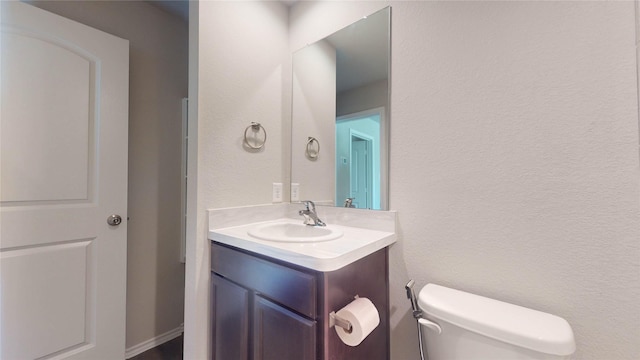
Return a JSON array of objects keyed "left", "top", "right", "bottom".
[{"left": 418, "top": 284, "right": 576, "bottom": 360}]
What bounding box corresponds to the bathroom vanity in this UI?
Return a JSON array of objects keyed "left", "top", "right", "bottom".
[
  {"left": 211, "top": 243, "right": 388, "bottom": 360},
  {"left": 210, "top": 5, "right": 394, "bottom": 358},
  {"left": 208, "top": 204, "right": 396, "bottom": 360}
]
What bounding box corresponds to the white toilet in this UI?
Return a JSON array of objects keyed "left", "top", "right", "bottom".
[{"left": 418, "top": 284, "right": 576, "bottom": 360}]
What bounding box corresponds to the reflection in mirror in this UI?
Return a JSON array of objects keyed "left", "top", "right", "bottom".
[{"left": 291, "top": 7, "right": 390, "bottom": 210}]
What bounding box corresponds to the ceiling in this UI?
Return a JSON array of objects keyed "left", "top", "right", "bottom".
[
  {"left": 148, "top": 0, "right": 298, "bottom": 23},
  {"left": 148, "top": 0, "right": 387, "bottom": 93},
  {"left": 147, "top": 0, "right": 189, "bottom": 22}
]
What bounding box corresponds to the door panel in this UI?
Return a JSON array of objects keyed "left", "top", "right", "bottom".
[
  {"left": 1, "top": 241, "right": 93, "bottom": 359},
  {"left": 253, "top": 295, "right": 316, "bottom": 360},
  {"left": 212, "top": 275, "right": 250, "bottom": 360},
  {"left": 350, "top": 138, "right": 371, "bottom": 209},
  {"left": 1, "top": 29, "right": 93, "bottom": 203},
  {"left": 0, "top": 2, "right": 129, "bottom": 359}
]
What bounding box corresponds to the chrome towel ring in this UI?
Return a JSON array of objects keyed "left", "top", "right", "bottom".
[
  {"left": 306, "top": 137, "right": 320, "bottom": 159},
  {"left": 243, "top": 122, "right": 267, "bottom": 149}
]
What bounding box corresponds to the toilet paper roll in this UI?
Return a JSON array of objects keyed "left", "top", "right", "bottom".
[{"left": 334, "top": 297, "right": 380, "bottom": 347}]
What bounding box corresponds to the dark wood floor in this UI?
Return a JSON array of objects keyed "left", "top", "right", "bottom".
[{"left": 130, "top": 335, "right": 183, "bottom": 360}]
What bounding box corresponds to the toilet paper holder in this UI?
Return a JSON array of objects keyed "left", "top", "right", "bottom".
[
  {"left": 329, "top": 311, "right": 353, "bottom": 334},
  {"left": 330, "top": 295, "right": 360, "bottom": 334}
]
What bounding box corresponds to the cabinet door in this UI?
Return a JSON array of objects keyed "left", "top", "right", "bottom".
[
  {"left": 212, "top": 274, "right": 250, "bottom": 360},
  {"left": 253, "top": 295, "right": 316, "bottom": 360}
]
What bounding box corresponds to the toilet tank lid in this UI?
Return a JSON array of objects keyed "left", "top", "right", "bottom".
[{"left": 418, "top": 284, "right": 576, "bottom": 356}]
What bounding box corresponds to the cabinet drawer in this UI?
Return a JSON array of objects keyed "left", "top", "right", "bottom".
[{"left": 211, "top": 243, "right": 317, "bottom": 318}]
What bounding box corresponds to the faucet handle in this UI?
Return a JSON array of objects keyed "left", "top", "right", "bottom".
[
  {"left": 300, "top": 200, "right": 315, "bottom": 211},
  {"left": 344, "top": 198, "right": 355, "bottom": 208}
]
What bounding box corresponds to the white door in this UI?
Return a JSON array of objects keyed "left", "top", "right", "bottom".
[
  {"left": 0, "top": 2, "right": 129, "bottom": 359},
  {"left": 350, "top": 134, "right": 372, "bottom": 209}
]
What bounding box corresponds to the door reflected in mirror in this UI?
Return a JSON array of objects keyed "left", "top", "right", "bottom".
[
  {"left": 291, "top": 7, "right": 390, "bottom": 210},
  {"left": 336, "top": 108, "right": 384, "bottom": 210}
]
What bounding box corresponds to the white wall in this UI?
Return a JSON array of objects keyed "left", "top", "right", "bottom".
[
  {"left": 27, "top": 0, "right": 188, "bottom": 351},
  {"left": 187, "top": 2, "right": 289, "bottom": 358},
  {"left": 192, "top": 1, "right": 640, "bottom": 358},
  {"left": 290, "top": 2, "right": 640, "bottom": 359}
]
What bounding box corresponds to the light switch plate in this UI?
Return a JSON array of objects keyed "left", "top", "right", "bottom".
[
  {"left": 291, "top": 183, "right": 300, "bottom": 202},
  {"left": 272, "top": 183, "right": 283, "bottom": 203}
]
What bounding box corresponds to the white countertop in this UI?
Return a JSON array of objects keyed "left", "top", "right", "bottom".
[{"left": 209, "top": 216, "right": 396, "bottom": 272}]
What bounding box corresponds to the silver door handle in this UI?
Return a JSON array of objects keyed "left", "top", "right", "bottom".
[{"left": 107, "top": 214, "right": 122, "bottom": 226}]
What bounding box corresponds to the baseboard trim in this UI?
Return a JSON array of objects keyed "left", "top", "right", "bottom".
[{"left": 125, "top": 323, "right": 184, "bottom": 359}]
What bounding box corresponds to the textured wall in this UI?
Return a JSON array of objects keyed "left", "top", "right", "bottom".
[
  {"left": 189, "top": 2, "right": 289, "bottom": 358},
  {"left": 197, "top": 1, "right": 287, "bottom": 208},
  {"left": 290, "top": 1, "right": 640, "bottom": 359},
  {"left": 26, "top": 0, "right": 188, "bottom": 350}
]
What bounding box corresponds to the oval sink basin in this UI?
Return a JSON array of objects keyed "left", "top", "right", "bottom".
[{"left": 248, "top": 222, "right": 343, "bottom": 243}]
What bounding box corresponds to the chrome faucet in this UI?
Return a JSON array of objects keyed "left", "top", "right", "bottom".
[
  {"left": 344, "top": 198, "right": 355, "bottom": 208},
  {"left": 298, "top": 200, "right": 326, "bottom": 226}
]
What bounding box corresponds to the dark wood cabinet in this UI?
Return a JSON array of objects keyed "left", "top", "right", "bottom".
[
  {"left": 211, "top": 241, "right": 389, "bottom": 360},
  {"left": 211, "top": 274, "right": 250, "bottom": 360},
  {"left": 253, "top": 295, "right": 316, "bottom": 360}
]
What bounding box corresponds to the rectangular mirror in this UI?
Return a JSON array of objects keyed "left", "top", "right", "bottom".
[{"left": 291, "top": 7, "right": 391, "bottom": 210}]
